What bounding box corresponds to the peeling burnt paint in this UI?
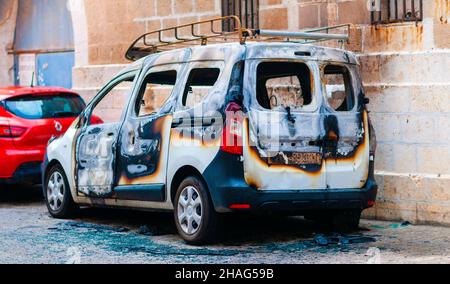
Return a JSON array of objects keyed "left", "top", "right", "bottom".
[
  {"left": 118, "top": 115, "right": 167, "bottom": 182},
  {"left": 77, "top": 124, "right": 118, "bottom": 197}
]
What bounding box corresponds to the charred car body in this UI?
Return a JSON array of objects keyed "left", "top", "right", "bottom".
[{"left": 43, "top": 17, "right": 377, "bottom": 244}]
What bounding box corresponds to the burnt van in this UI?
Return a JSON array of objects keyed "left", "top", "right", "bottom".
[{"left": 43, "top": 16, "right": 377, "bottom": 244}]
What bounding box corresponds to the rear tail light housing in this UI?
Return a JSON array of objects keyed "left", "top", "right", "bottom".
[
  {"left": 0, "top": 125, "right": 27, "bottom": 138},
  {"left": 221, "top": 102, "right": 244, "bottom": 155},
  {"left": 367, "top": 117, "right": 377, "bottom": 161}
]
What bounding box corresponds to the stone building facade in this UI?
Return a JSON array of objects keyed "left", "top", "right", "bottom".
[{"left": 0, "top": 0, "right": 449, "bottom": 224}]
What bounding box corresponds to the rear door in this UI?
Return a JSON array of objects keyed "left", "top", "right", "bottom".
[
  {"left": 321, "top": 64, "right": 370, "bottom": 189},
  {"left": 243, "top": 60, "right": 327, "bottom": 190},
  {"left": 242, "top": 60, "right": 369, "bottom": 191}
]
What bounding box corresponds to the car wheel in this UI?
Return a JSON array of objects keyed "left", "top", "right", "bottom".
[
  {"left": 174, "top": 176, "right": 219, "bottom": 245},
  {"left": 333, "top": 209, "right": 362, "bottom": 231},
  {"left": 44, "top": 164, "right": 78, "bottom": 219}
]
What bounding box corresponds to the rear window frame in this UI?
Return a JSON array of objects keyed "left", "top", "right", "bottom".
[
  {"left": 3, "top": 93, "right": 86, "bottom": 120},
  {"left": 175, "top": 60, "right": 225, "bottom": 112},
  {"left": 321, "top": 63, "right": 358, "bottom": 113},
  {"left": 134, "top": 69, "right": 178, "bottom": 118},
  {"left": 181, "top": 67, "right": 221, "bottom": 109}
]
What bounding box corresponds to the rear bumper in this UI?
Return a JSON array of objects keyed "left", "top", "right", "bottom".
[
  {"left": 0, "top": 148, "right": 45, "bottom": 185},
  {"left": 212, "top": 179, "right": 378, "bottom": 213},
  {"left": 203, "top": 151, "right": 378, "bottom": 214},
  {"left": 0, "top": 162, "right": 42, "bottom": 185}
]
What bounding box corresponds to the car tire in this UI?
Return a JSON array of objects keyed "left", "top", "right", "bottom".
[
  {"left": 44, "top": 164, "right": 78, "bottom": 219},
  {"left": 174, "top": 176, "right": 219, "bottom": 245}
]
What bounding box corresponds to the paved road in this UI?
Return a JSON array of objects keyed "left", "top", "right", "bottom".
[{"left": 1, "top": 186, "right": 450, "bottom": 264}]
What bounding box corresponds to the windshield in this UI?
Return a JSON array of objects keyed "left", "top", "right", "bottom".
[{"left": 4, "top": 94, "right": 86, "bottom": 119}]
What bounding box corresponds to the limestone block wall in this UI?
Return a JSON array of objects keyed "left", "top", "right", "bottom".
[{"left": 0, "top": 0, "right": 18, "bottom": 86}]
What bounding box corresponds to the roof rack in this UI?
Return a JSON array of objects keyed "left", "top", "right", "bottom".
[{"left": 126, "top": 16, "right": 351, "bottom": 61}]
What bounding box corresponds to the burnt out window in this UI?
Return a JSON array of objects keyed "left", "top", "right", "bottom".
[
  {"left": 182, "top": 68, "right": 221, "bottom": 109},
  {"left": 256, "top": 62, "right": 313, "bottom": 111},
  {"left": 135, "top": 70, "right": 177, "bottom": 117},
  {"left": 222, "top": 0, "right": 259, "bottom": 31},
  {"left": 323, "top": 65, "right": 355, "bottom": 112},
  {"left": 91, "top": 75, "right": 136, "bottom": 125}
]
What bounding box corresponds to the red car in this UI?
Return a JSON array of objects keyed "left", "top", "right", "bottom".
[{"left": 0, "top": 86, "right": 87, "bottom": 186}]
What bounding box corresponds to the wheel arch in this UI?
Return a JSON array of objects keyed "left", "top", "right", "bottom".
[
  {"left": 43, "top": 159, "right": 64, "bottom": 183},
  {"left": 170, "top": 165, "right": 210, "bottom": 204}
]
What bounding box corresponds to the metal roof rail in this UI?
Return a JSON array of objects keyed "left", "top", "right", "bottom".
[
  {"left": 255, "top": 28, "right": 349, "bottom": 41},
  {"left": 125, "top": 16, "right": 351, "bottom": 61}
]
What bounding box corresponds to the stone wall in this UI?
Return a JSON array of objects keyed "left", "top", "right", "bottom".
[{"left": 0, "top": 0, "right": 17, "bottom": 86}]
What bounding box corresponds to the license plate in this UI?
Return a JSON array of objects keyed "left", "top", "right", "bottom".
[
  {"left": 288, "top": 152, "right": 323, "bottom": 165},
  {"left": 268, "top": 152, "right": 323, "bottom": 165}
]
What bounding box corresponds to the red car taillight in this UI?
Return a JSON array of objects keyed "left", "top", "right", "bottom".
[
  {"left": 221, "top": 102, "right": 244, "bottom": 155},
  {"left": 0, "top": 125, "right": 26, "bottom": 138}
]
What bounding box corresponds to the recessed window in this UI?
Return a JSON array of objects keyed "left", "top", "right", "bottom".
[
  {"left": 182, "top": 68, "right": 221, "bottom": 109},
  {"left": 222, "top": 0, "right": 259, "bottom": 31},
  {"left": 256, "top": 62, "right": 313, "bottom": 111},
  {"left": 135, "top": 70, "right": 177, "bottom": 117},
  {"left": 371, "top": 0, "right": 423, "bottom": 24},
  {"left": 323, "top": 65, "right": 355, "bottom": 112}
]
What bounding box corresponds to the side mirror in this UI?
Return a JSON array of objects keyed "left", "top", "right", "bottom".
[{"left": 363, "top": 98, "right": 370, "bottom": 105}]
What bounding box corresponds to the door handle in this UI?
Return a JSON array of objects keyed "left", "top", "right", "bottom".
[
  {"left": 88, "top": 127, "right": 101, "bottom": 135},
  {"left": 128, "top": 130, "right": 136, "bottom": 145}
]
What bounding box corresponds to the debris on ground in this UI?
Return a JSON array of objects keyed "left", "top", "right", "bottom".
[
  {"left": 48, "top": 221, "right": 130, "bottom": 233},
  {"left": 137, "top": 225, "right": 171, "bottom": 236},
  {"left": 370, "top": 221, "right": 412, "bottom": 230},
  {"left": 390, "top": 221, "right": 412, "bottom": 229}
]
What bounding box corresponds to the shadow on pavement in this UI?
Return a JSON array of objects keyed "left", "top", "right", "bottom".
[
  {"left": 73, "top": 206, "right": 357, "bottom": 245},
  {"left": 0, "top": 184, "right": 44, "bottom": 203},
  {"left": 0, "top": 184, "right": 373, "bottom": 247}
]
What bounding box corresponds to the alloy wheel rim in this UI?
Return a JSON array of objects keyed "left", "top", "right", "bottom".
[
  {"left": 177, "top": 186, "right": 202, "bottom": 235},
  {"left": 47, "top": 172, "right": 64, "bottom": 211}
]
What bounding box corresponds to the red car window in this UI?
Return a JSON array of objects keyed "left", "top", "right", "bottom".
[{"left": 4, "top": 94, "right": 85, "bottom": 119}]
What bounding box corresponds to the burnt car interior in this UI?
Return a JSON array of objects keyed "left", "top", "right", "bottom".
[
  {"left": 256, "top": 62, "right": 312, "bottom": 110},
  {"left": 135, "top": 70, "right": 177, "bottom": 117},
  {"left": 323, "top": 65, "right": 355, "bottom": 112},
  {"left": 182, "top": 68, "right": 221, "bottom": 108},
  {"left": 90, "top": 75, "right": 136, "bottom": 125}
]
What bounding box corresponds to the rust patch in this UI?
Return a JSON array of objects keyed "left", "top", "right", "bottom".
[{"left": 369, "top": 24, "right": 424, "bottom": 51}]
